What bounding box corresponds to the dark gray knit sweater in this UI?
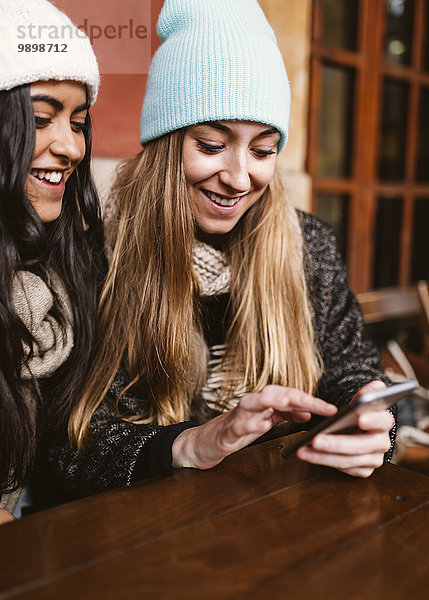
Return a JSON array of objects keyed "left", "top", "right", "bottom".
[{"left": 45, "top": 212, "right": 395, "bottom": 502}]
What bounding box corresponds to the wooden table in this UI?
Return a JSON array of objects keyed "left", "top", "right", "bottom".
[{"left": 1, "top": 433, "right": 429, "bottom": 599}]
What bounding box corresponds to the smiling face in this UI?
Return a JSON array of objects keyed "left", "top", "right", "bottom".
[
  {"left": 182, "top": 121, "right": 279, "bottom": 239},
  {"left": 26, "top": 80, "right": 88, "bottom": 223}
]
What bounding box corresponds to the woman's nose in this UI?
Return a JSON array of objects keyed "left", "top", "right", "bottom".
[
  {"left": 219, "top": 152, "right": 251, "bottom": 193},
  {"left": 49, "top": 123, "right": 84, "bottom": 164}
]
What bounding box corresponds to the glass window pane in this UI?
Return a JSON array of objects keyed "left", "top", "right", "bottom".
[
  {"left": 378, "top": 79, "right": 409, "bottom": 181},
  {"left": 416, "top": 88, "right": 429, "bottom": 182},
  {"left": 425, "top": 4, "right": 429, "bottom": 71},
  {"left": 385, "top": 0, "right": 415, "bottom": 65},
  {"left": 373, "top": 197, "right": 403, "bottom": 288},
  {"left": 317, "top": 64, "right": 355, "bottom": 178},
  {"left": 322, "top": 0, "right": 358, "bottom": 51},
  {"left": 411, "top": 198, "right": 429, "bottom": 281},
  {"left": 316, "top": 193, "right": 349, "bottom": 261}
]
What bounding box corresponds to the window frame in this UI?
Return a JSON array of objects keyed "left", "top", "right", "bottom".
[{"left": 308, "top": 0, "right": 429, "bottom": 292}]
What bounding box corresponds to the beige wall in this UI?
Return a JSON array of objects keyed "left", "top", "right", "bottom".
[
  {"left": 260, "top": 0, "right": 312, "bottom": 211},
  {"left": 91, "top": 156, "right": 121, "bottom": 216}
]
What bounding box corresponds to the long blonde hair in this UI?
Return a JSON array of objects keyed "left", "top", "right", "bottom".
[{"left": 69, "top": 130, "right": 323, "bottom": 449}]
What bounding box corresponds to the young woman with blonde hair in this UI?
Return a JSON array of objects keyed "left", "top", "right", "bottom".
[{"left": 46, "top": 0, "right": 395, "bottom": 501}]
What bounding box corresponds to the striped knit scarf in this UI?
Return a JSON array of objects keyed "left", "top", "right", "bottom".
[{"left": 193, "top": 241, "right": 247, "bottom": 412}]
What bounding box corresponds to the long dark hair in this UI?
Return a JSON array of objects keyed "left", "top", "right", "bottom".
[{"left": 0, "top": 84, "right": 104, "bottom": 493}]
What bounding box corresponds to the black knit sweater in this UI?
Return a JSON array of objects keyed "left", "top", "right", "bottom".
[{"left": 41, "top": 212, "right": 395, "bottom": 503}]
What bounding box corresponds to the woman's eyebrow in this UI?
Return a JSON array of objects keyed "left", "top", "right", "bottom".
[
  {"left": 257, "top": 127, "right": 280, "bottom": 137},
  {"left": 31, "top": 95, "right": 63, "bottom": 111},
  {"left": 197, "top": 122, "right": 279, "bottom": 137},
  {"left": 201, "top": 121, "right": 231, "bottom": 132},
  {"left": 30, "top": 97, "right": 89, "bottom": 114},
  {"left": 73, "top": 102, "right": 90, "bottom": 114}
]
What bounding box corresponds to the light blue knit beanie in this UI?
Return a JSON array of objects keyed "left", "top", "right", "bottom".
[{"left": 140, "top": 0, "right": 291, "bottom": 152}]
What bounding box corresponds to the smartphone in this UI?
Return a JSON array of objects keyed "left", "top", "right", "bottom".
[{"left": 282, "top": 379, "right": 418, "bottom": 458}]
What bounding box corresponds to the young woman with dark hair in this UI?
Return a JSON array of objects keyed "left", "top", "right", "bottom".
[
  {"left": 0, "top": 0, "right": 103, "bottom": 521},
  {"left": 46, "top": 0, "right": 395, "bottom": 502}
]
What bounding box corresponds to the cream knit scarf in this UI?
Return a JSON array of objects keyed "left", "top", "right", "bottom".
[
  {"left": 12, "top": 270, "right": 74, "bottom": 380},
  {"left": 193, "top": 239, "right": 231, "bottom": 296},
  {"left": 193, "top": 241, "right": 246, "bottom": 412},
  {"left": 1, "top": 270, "right": 74, "bottom": 514}
]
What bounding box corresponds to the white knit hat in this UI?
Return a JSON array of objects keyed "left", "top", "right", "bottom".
[{"left": 0, "top": 0, "right": 99, "bottom": 105}]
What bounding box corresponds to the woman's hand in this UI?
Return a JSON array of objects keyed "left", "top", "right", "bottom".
[
  {"left": 0, "top": 509, "right": 15, "bottom": 525},
  {"left": 172, "top": 385, "right": 337, "bottom": 470},
  {"left": 296, "top": 380, "right": 394, "bottom": 478}
]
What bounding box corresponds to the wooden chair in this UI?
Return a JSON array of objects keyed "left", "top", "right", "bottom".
[
  {"left": 357, "top": 281, "right": 429, "bottom": 385},
  {"left": 357, "top": 284, "right": 429, "bottom": 473},
  {"left": 418, "top": 281, "right": 429, "bottom": 359}
]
